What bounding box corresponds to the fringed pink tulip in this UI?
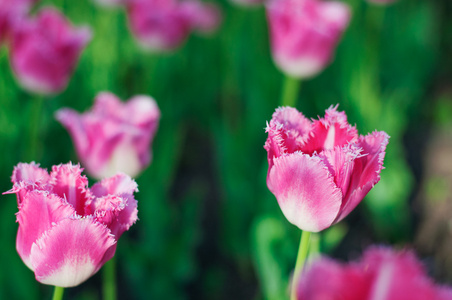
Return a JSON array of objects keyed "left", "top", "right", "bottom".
[
  {"left": 9, "top": 8, "right": 91, "bottom": 95},
  {"left": 264, "top": 106, "right": 389, "bottom": 232},
  {"left": 127, "top": 0, "right": 221, "bottom": 52},
  {"left": 266, "top": 0, "right": 350, "bottom": 78},
  {"left": 0, "top": 0, "right": 37, "bottom": 45},
  {"left": 4, "top": 162, "right": 138, "bottom": 287},
  {"left": 296, "top": 247, "right": 452, "bottom": 300},
  {"left": 56, "top": 92, "right": 160, "bottom": 179}
]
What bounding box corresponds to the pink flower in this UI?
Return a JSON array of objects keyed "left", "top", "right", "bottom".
[
  {"left": 126, "top": 0, "right": 221, "bottom": 52},
  {"left": 266, "top": 0, "right": 350, "bottom": 78},
  {"left": 56, "top": 92, "right": 160, "bottom": 179},
  {"left": 4, "top": 162, "right": 138, "bottom": 287},
  {"left": 264, "top": 106, "right": 389, "bottom": 232},
  {"left": 0, "top": 0, "right": 37, "bottom": 45},
  {"left": 9, "top": 8, "right": 91, "bottom": 95},
  {"left": 296, "top": 247, "right": 452, "bottom": 300}
]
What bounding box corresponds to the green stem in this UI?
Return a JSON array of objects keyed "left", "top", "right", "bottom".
[
  {"left": 103, "top": 257, "right": 117, "bottom": 300},
  {"left": 290, "top": 230, "right": 311, "bottom": 300},
  {"left": 27, "top": 96, "right": 44, "bottom": 162},
  {"left": 281, "top": 75, "right": 301, "bottom": 108},
  {"left": 52, "top": 286, "right": 64, "bottom": 300}
]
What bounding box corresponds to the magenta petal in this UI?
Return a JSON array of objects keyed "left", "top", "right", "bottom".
[
  {"left": 12, "top": 162, "right": 50, "bottom": 184},
  {"left": 16, "top": 190, "right": 74, "bottom": 269},
  {"left": 91, "top": 173, "right": 138, "bottom": 197},
  {"left": 55, "top": 108, "right": 89, "bottom": 158},
  {"left": 353, "top": 131, "right": 390, "bottom": 189},
  {"left": 334, "top": 131, "right": 389, "bottom": 222},
  {"left": 318, "top": 144, "right": 362, "bottom": 199},
  {"left": 90, "top": 173, "right": 138, "bottom": 237},
  {"left": 50, "top": 164, "right": 91, "bottom": 216},
  {"left": 297, "top": 258, "right": 370, "bottom": 300},
  {"left": 264, "top": 107, "right": 312, "bottom": 170},
  {"left": 302, "top": 105, "right": 358, "bottom": 154},
  {"left": 30, "top": 217, "right": 116, "bottom": 287},
  {"left": 363, "top": 247, "right": 439, "bottom": 300},
  {"left": 267, "top": 152, "right": 342, "bottom": 232}
]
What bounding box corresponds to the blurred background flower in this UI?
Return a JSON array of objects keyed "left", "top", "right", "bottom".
[
  {"left": 9, "top": 8, "right": 91, "bottom": 95},
  {"left": 126, "top": 0, "right": 221, "bottom": 52},
  {"left": 56, "top": 92, "right": 160, "bottom": 179}
]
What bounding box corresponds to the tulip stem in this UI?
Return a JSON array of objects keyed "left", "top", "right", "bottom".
[
  {"left": 281, "top": 75, "right": 301, "bottom": 108},
  {"left": 103, "top": 257, "right": 117, "bottom": 300},
  {"left": 52, "top": 286, "right": 64, "bottom": 300},
  {"left": 27, "top": 96, "right": 44, "bottom": 162},
  {"left": 291, "top": 230, "right": 311, "bottom": 300}
]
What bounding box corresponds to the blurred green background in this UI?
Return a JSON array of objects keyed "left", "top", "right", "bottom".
[{"left": 1, "top": 0, "right": 452, "bottom": 299}]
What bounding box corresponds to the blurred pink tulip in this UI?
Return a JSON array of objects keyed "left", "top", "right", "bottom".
[
  {"left": 264, "top": 106, "right": 389, "bottom": 232},
  {"left": 296, "top": 247, "right": 452, "bottom": 300},
  {"left": 56, "top": 92, "right": 160, "bottom": 179},
  {"left": 10, "top": 8, "right": 91, "bottom": 95},
  {"left": 0, "top": 0, "right": 37, "bottom": 45},
  {"left": 127, "top": 0, "right": 221, "bottom": 52},
  {"left": 4, "top": 162, "right": 138, "bottom": 287},
  {"left": 266, "top": 0, "right": 350, "bottom": 78}
]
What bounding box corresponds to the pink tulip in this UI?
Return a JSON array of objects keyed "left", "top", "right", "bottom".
[
  {"left": 296, "top": 247, "right": 452, "bottom": 300},
  {"left": 56, "top": 92, "right": 160, "bottom": 179},
  {"left": 0, "top": 0, "right": 37, "bottom": 45},
  {"left": 4, "top": 162, "right": 138, "bottom": 287},
  {"left": 126, "top": 0, "right": 221, "bottom": 52},
  {"left": 9, "top": 8, "right": 91, "bottom": 95},
  {"left": 266, "top": 0, "right": 350, "bottom": 78},
  {"left": 264, "top": 106, "right": 389, "bottom": 232}
]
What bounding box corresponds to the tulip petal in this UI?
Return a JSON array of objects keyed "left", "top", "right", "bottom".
[
  {"left": 12, "top": 162, "right": 49, "bottom": 184},
  {"left": 30, "top": 217, "right": 116, "bottom": 287},
  {"left": 91, "top": 173, "right": 139, "bottom": 197},
  {"left": 363, "top": 247, "right": 439, "bottom": 300},
  {"left": 267, "top": 152, "right": 342, "bottom": 232},
  {"left": 265, "top": 107, "right": 312, "bottom": 170},
  {"left": 50, "top": 164, "right": 91, "bottom": 216},
  {"left": 302, "top": 105, "right": 358, "bottom": 154},
  {"left": 90, "top": 174, "right": 138, "bottom": 237},
  {"left": 55, "top": 109, "right": 89, "bottom": 158},
  {"left": 335, "top": 131, "right": 389, "bottom": 222},
  {"left": 16, "top": 190, "right": 74, "bottom": 269},
  {"left": 318, "top": 144, "right": 363, "bottom": 199},
  {"left": 297, "top": 258, "right": 370, "bottom": 300}
]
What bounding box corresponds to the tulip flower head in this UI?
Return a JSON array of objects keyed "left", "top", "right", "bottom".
[
  {"left": 9, "top": 8, "right": 92, "bottom": 95},
  {"left": 0, "top": 0, "right": 37, "bottom": 45},
  {"left": 56, "top": 92, "right": 160, "bottom": 179},
  {"left": 266, "top": 0, "right": 350, "bottom": 78},
  {"left": 296, "top": 247, "right": 452, "bottom": 300},
  {"left": 127, "top": 0, "right": 221, "bottom": 52},
  {"left": 5, "top": 162, "right": 138, "bottom": 287},
  {"left": 264, "top": 106, "right": 389, "bottom": 232}
]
